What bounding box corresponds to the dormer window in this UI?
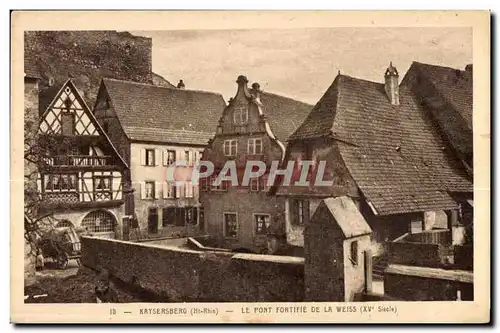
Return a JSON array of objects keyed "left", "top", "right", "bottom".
[{"left": 233, "top": 105, "right": 248, "bottom": 124}]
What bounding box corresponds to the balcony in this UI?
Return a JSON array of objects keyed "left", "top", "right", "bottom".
[{"left": 42, "top": 155, "right": 112, "bottom": 167}]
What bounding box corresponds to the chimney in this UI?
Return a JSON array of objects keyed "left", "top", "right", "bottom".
[
  {"left": 384, "top": 62, "right": 400, "bottom": 105},
  {"left": 177, "top": 79, "right": 185, "bottom": 89}
]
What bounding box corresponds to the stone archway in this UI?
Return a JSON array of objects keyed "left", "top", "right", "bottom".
[{"left": 81, "top": 210, "right": 117, "bottom": 235}]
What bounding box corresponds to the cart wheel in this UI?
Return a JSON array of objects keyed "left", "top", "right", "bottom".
[{"left": 57, "top": 253, "right": 69, "bottom": 270}]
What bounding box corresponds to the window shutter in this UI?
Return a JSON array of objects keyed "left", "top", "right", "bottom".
[
  {"left": 304, "top": 200, "right": 310, "bottom": 224},
  {"left": 162, "top": 150, "right": 167, "bottom": 166},
  {"left": 140, "top": 149, "right": 146, "bottom": 166},
  {"left": 162, "top": 182, "right": 169, "bottom": 198},
  {"left": 155, "top": 181, "right": 161, "bottom": 199},
  {"left": 193, "top": 184, "right": 199, "bottom": 199},
  {"left": 176, "top": 184, "right": 182, "bottom": 198},
  {"left": 140, "top": 182, "right": 146, "bottom": 199},
  {"left": 155, "top": 149, "right": 161, "bottom": 166},
  {"left": 189, "top": 151, "right": 194, "bottom": 166}
]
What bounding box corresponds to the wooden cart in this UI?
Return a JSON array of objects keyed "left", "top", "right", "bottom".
[{"left": 37, "top": 226, "right": 81, "bottom": 269}]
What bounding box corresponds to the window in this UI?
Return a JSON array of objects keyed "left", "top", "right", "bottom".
[
  {"left": 164, "top": 150, "right": 176, "bottom": 166},
  {"left": 350, "top": 241, "right": 358, "bottom": 266},
  {"left": 145, "top": 149, "right": 155, "bottom": 166},
  {"left": 176, "top": 208, "right": 186, "bottom": 226},
  {"left": 186, "top": 207, "right": 198, "bottom": 225},
  {"left": 255, "top": 214, "right": 270, "bottom": 235},
  {"left": 163, "top": 207, "right": 198, "bottom": 226},
  {"left": 250, "top": 178, "right": 261, "bottom": 192},
  {"left": 56, "top": 220, "right": 74, "bottom": 229},
  {"left": 200, "top": 177, "right": 210, "bottom": 192},
  {"left": 162, "top": 207, "right": 175, "bottom": 226},
  {"left": 223, "top": 140, "right": 237, "bottom": 156},
  {"left": 81, "top": 210, "right": 115, "bottom": 233},
  {"left": 148, "top": 207, "right": 159, "bottom": 234},
  {"left": 199, "top": 206, "right": 205, "bottom": 231},
  {"left": 233, "top": 105, "right": 248, "bottom": 124},
  {"left": 61, "top": 112, "right": 75, "bottom": 136},
  {"left": 144, "top": 181, "right": 155, "bottom": 200},
  {"left": 291, "top": 199, "right": 310, "bottom": 225},
  {"left": 247, "top": 138, "right": 263, "bottom": 155},
  {"left": 94, "top": 175, "right": 112, "bottom": 200},
  {"left": 224, "top": 213, "right": 238, "bottom": 239},
  {"left": 44, "top": 174, "right": 78, "bottom": 192},
  {"left": 211, "top": 175, "right": 227, "bottom": 191},
  {"left": 163, "top": 182, "right": 176, "bottom": 199}
]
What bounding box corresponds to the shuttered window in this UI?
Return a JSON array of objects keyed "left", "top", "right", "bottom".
[{"left": 291, "top": 199, "right": 310, "bottom": 225}]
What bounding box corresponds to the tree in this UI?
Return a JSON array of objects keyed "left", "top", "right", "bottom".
[{"left": 23, "top": 107, "right": 73, "bottom": 255}]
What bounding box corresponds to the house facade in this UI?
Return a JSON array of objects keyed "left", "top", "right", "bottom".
[
  {"left": 275, "top": 62, "right": 473, "bottom": 255},
  {"left": 93, "top": 78, "right": 226, "bottom": 238},
  {"left": 36, "top": 79, "right": 128, "bottom": 239},
  {"left": 200, "top": 75, "right": 312, "bottom": 253}
]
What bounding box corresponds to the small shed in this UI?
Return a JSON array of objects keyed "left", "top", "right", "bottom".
[{"left": 304, "top": 196, "right": 372, "bottom": 302}]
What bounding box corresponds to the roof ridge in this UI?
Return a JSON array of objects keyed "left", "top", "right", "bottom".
[
  {"left": 338, "top": 73, "right": 385, "bottom": 86},
  {"left": 102, "top": 77, "right": 225, "bottom": 98},
  {"left": 260, "top": 90, "right": 314, "bottom": 107},
  {"left": 123, "top": 126, "right": 215, "bottom": 134},
  {"left": 412, "top": 61, "right": 468, "bottom": 74}
]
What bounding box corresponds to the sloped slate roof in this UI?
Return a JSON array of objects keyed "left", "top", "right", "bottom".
[
  {"left": 123, "top": 126, "right": 214, "bottom": 146},
  {"left": 411, "top": 62, "right": 472, "bottom": 131},
  {"left": 24, "top": 56, "right": 41, "bottom": 79},
  {"left": 285, "top": 65, "right": 472, "bottom": 216},
  {"left": 102, "top": 78, "right": 226, "bottom": 145},
  {"left": 258, "top": 91, "right": 313, "bottom": 141},
  {"left": 288, "top": 78, "right": 339, "bottom": 141}
]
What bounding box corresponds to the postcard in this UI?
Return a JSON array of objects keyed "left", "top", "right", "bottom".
[{"left": 11, "top": 10, "right": 490, "bottom": 323}]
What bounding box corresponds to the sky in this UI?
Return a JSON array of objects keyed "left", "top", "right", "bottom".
[{"left": 133, "top": 28, "right": 472, "bottom": 105}]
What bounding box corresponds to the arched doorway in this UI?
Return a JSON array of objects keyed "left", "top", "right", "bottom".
[
  {"left": 81, "top": 210, "right": 116, "bottom": 235},
  {"left": 56, "top": 219, "right": 74, "bottom": 229}
]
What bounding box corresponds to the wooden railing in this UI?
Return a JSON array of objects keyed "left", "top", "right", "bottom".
[{"left": 42, "top": 155, "right": 111, "bottom": 167}]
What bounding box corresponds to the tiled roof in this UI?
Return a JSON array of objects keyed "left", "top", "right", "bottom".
[
  {"left": 123, "top": 126, "right": 214, "bottom": 146},
  {"left": 258, "top": 91, "right": 313, "bottom": 141},
  {"left": 287, "top": 78, "right": 339, "bottom": 141},
  {"left": 24, "top": 56, "right": 41, "bottom": 79},
  {"left": 38, "top": 83, "right": 65, "bottom": 115},
  {"left": 411, "top": 62, "right": 472, "bottom": 131},
  {"left": 102, "top": 78, "right": 226, "bottom": 145},
  {"left": 285, "top": 64, "right": 472, "bottom": 216}
]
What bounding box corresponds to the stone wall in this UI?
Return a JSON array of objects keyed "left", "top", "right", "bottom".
[
  {"left": 25, "top": 30, "right": 152, "bottom": 108},
  {"left": 386, "top": 241, "right": 446, "bottom": 267},
  {"left": 384, "top": 265, "right": 473, "bottom": 301},
  {"left": 454, "top": 245, "right": 473, "bottom": 271},
  {"left": 81, "top": 236, "right": 304, "bottom": 302}
]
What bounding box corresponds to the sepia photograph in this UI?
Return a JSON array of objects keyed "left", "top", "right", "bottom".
[{"left": 11, "top": 10, "right": 490, "bottom": 323}]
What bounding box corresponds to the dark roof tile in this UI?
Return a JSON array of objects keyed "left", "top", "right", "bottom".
[
  {"left": 258, "top": 91, "right": 313, "bottom": 141},
  {"left": 284, "top": 62, "right": 472, "bottom": 216},
  {"left": 102, "top": 78, "right": 226, "bottom": 145}
]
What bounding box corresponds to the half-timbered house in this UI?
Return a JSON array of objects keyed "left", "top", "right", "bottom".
[
  {"left": 37, "top": 79, "right": 128, "bottom": 238},
  {"left": 200, "top": 75, "right": 312, "bottom": 254}
]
